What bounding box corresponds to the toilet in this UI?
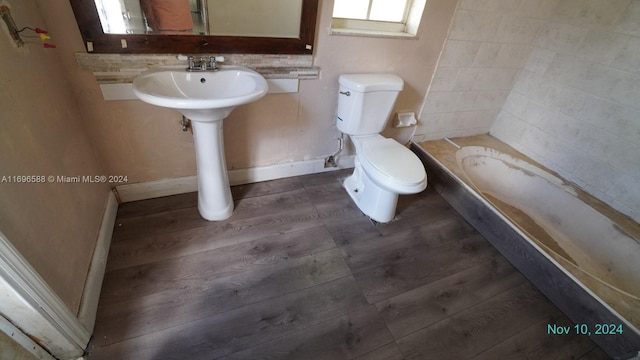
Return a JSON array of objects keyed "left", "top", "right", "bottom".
[{"left": 337, "top": 73, "right": 427, "bottom": 223}]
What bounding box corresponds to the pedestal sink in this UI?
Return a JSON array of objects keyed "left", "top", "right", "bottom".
[{"left": 132, "top": 65, "right": 268, "bottom": 220}]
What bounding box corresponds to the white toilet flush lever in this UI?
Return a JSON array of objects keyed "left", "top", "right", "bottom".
[{"left": 339, "top": 91, "right": 351, "bottom": 96}]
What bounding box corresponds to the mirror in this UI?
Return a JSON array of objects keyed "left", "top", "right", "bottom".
[
  {"left": 95, "top": 0, "right": 208, "bottom": 35},
  {"left": 69, "top": 0, "right": 318, "bottom": 54}
]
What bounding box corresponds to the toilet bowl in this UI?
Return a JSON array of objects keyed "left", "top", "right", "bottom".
[
  {"left": 337, "top": 73, "right": 427, "bottom": 223},
  {"left": 344, "top": 135, "right": 427, "bottom": 222}
]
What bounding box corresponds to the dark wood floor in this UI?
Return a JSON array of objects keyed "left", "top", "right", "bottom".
[{"left": 88, "top": 169, "right": 610, "bottom": 359}]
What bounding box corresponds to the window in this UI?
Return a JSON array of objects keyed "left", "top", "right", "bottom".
[
  {"left": 333, "top": 0, "right": 410, "bottom": 23},
  {"left": 331, "top": 0, "right": 426, "bottom": 38}
]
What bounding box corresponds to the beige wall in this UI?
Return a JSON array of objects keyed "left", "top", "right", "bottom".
[
  {"left": 43, "top": 0, "right": 457, "bottom": 185},
  {"left": 0, "top": 0, "right": 110, "bottom": 313}
]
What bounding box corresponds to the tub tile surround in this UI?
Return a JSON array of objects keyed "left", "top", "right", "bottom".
[
  {"left": 490, "top": 0, "right": 640, "bottom": 223},
  {"left": 419, "top": 0, "right": 640, "bottom": 223},
  {"left": 418, "top": 2, "right": 540, "bottom": 140},
  {"left": 75, "top": 53, "right": 320, "bottom": 84}
]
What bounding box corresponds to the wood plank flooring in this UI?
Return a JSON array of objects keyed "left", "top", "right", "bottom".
[{"left": 87, "top": 170, "right": 610, "bottom": 359}]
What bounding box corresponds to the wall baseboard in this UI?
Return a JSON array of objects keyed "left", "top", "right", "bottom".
[
  {"left": 116, "top": 156, "right": 355, "bottom": 203},
  {"left": 77, "top": 190, "right": 118, "bottom": 332}
]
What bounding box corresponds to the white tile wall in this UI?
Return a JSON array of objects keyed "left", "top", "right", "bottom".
[
  {"left": 576, "top": 30, "right": 629, "bottom": 65},
  {"left": 496, "top": 16, "right": 544, "bottom": 43},
  {"left": 459, "top": 0, "right": 523, "bottom": 13},
  {"left": 438, "top": 40, "right": 483, "bottom": 67},
  {"left": 449, "top": 10, "right": 503, "bottom": 42},
  {"left": 489, "top": 0, "right": 640, "bottom": 221},
  {"left": 419, "top": 2, "right": 533, "bottom": 140},
  {"left": 420, "top": 0, "right": 640, "bottom": 221},
  {"left": 615, "top": 0, "right": 640, "bottom": 37},
  {"left": 516, "top": 0, "right": 557, "bottom": 19},
  {"left": 534, "top": 22, "right": 589, "bottom": 53}
]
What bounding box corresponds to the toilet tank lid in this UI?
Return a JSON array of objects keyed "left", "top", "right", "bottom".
[{"left": 339, "top": 74, "right": 404, "bottom": 92}]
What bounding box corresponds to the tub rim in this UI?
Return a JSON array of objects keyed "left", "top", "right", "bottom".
[{"left": 454, "top": 145, "right": 640, "bottom": 302}]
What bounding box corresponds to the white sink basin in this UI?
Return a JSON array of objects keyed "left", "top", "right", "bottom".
[
  {"left": 133, "top": 65, "right": 268, "bottom": 121},
  {"left": 132, "top": 65, "right": 269, "bottom": 221}
]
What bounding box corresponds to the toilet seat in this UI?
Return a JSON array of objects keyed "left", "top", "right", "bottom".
[{"left": 357, "top": 136, "right": 427, "bottom": 194}]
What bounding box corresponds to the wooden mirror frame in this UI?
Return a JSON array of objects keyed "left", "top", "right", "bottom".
[{"left": 69, "top": 0, "right": 318, "bottom": 54}]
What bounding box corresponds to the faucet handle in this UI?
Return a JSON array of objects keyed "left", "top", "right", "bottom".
[{"left": 209, "top": 56, "right": 225, "bottom": 70}]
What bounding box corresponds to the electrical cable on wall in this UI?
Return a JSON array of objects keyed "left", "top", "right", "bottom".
[
  {"left": 1, "top": 5, "right": 55, "bottom": 48},
  {"left": 17, "top": 26, "right": 56, "bottom": 48}
]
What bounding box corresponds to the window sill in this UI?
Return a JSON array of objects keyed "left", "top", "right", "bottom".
[{"left": 330, "top": 28, "right": 418, "bottom": 39}]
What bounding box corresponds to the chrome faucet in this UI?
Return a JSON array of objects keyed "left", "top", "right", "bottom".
[{"left": 184, "top": 55, "right": 225, "bottom": 72}]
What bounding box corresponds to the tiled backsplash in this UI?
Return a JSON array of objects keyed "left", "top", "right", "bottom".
[{"left": 75, "top": 53, "right": 320, "bottom": 84}]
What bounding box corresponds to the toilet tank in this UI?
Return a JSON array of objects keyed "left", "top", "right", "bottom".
[{"left": 337, "top": 74, "right": 404, "bottom": 135}]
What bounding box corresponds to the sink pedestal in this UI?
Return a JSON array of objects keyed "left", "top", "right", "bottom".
[
  {"left": 191, "top": 120, "right": 233, "bottom": 221},
  {"left": 132, "top": 65, "right": 268, "bottom": 221}
]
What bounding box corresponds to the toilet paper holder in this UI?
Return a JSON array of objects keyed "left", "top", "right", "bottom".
[{"left": 394, "top": 112, "right": 417, "bottom": 128}]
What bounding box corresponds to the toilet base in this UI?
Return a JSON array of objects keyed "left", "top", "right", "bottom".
[{"left": 343, "top": 159, "right": 398, "bottom": 223}]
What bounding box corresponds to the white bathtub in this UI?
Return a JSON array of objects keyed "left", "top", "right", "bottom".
[{"left": 455, "top": 145, "right": 640, "bottom": 334}]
